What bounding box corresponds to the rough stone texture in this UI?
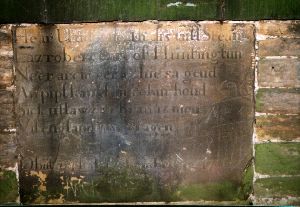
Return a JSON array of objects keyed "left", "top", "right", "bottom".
[
  {"left": 0, "top": 25, "right": 16, "bottom": 168},
  {"left": 0, "top": 25, "right": 14, "bottom": 130},
  {"left": 0, "top": 25, "right": 13, "bottom": 89},
  {"left": 0, "top": 133, "right": 17, "bottom": 168},
  {"left": 258, "top": 38, "right": 300, "bottom": 57},
  {"left": 254, "top": 20, "right": 300, "bottom": 206},
  {"left": 256, "top": 88, "right": 300, "bottom": 114},
  {"left": 255, "top": 143, "right": 300, "bottom": 175},
  {"left": 256, "top": 21, "right": 300, "bottom": 37},
  {"left": 0, "top": 90, "right": 14, "bottom": 132},
  {"left": 13, "top": 22, "right": 254, "bottom": 203},
  {"left": 258, "top": 59, "right": 300, "bottom": 88},
  {"left": 1, "top": 20, "right": 300, "bottom": 205},
  {"left": 0, "top": 25, "right": 18, "bottom": 204},
  {"left": 256, "top": 115, "right": 300, "bottom": 141}
]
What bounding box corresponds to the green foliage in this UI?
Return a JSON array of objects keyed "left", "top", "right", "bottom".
[{"left": 1, "top": 0, "right": 299, "bottom": 23}]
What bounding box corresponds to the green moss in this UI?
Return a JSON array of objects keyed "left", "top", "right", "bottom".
[
  {"left": 0, "top": 170, "right": 18, "bottom": 204},
  {"left": 255, "top": 89, "right": 265, "bottom": 112},
  {"left": 255, "top": 177, "right": 300, "bottom": 198},
  {"left": 62, "top": 165, "right": 179, "bottom": 203},
  {"left": 255, "top": 143, "right": 300, "bottom": 175},
  {"left": 94, "top": 166, "right": 154, "bottom": 202},
  {"left": 239, "top": 164, "right": 254, "bottom": 200},
  {"left": 177, "top": 181, "right": 241, "bottom": 201},
  {"left": 176, "top": 167, "right": 253, "bottom": 203}
]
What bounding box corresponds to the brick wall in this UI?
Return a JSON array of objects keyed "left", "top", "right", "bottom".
[
  {"left": 0, "top": 25, "right": 18, "bottom": 204},
  {"left": 253, "top": 21, "right": 300, "bottom": 205}
]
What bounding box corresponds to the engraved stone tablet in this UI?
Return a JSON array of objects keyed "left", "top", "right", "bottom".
[{"left": 14, "top": 22, "right": 254, "bottom": 203}]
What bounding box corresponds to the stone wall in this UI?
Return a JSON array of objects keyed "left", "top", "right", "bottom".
[
  {"left": 0, "top": 21, "right": 299, "bottom": 205},
  {"left": 0, "top": 25, "right": 18, "bottom": 204},
  {"left": 253, "top": 21, "right": 300, "bottom": 205}
]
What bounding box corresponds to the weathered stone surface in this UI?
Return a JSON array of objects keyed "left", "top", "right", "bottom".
[
  {"left": 0, "top": 133, "right": 17, "bottom": 168},
  {"left": 256, "top": 21, "right": 300, "bottom": 37},
  {"left": 255, "top": 143, "right": 300, "bottom": 175},
  {"left": 258, "top": 38, "right": 300, "bottom": 57},
  {"left": 256, "top": 88, "right": 300, "bottom": 114},
  {"left": 14, "top": 22, "right": 254, "bottom": 203},
  {"left": 254, "top": 197, "right": 300, "bottom": 206},
  {"left": 258, "top": 59, "right": 300, "bottom": 87},
  {"left": 0, "top": 25, "right": 13, "bottom": 89},
  {"left": 256, "top": 115, "right": 300, "bottom": 141},
  {"left": 0, "top": 90, "right": 15, "bottom": 132},
  {"left": 254, "top": 177, "right": 300, "bottom": 200}
]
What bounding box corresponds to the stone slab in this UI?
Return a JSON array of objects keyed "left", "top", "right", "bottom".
[
  {"left": 255, "top": 143, "right": 300, "bottom": 175},
  {"left": 14, "top": 22, "right": 255, "bottom": 203},
  {"left": 258, "top": 59, "right": 300, "bottom": 88},
  {"left": 258, "top": 38, "right": 300, "bottom": 57},
  {"left": 256, "top": 115, "right": 300, "bottom": 141},
  {"left": 254, "top": 177, "right": 300, "bottom": 199},
  {"left": 256, "top": 88, "right": 300, "bottom": 114},
  {"left": 256, "top": 21, "right": 300, "bottom": 38}
]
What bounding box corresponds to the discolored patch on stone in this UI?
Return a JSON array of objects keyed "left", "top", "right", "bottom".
[
  {"left": 0, "top": 133, "right": 17, "bottom": 168},
  {"left": 258, "top": 38, "right": 300, "bottom": 57},
  {"left": 258, "top": 59, "right": 300, "bottom": 88},
  {"left": 0, "top": 25, "right": 13, "bottom": 89},
  {"left": 256, "top": 115, "right": 300, "bottom": 141},
  {"left": 256, "top": 88, "right": 300, "bottom": 114},
  {"left": 256, "top": 21, "right": 300, "bottom": 37},
  {"left": 0, "top": 90, "right": 15, "bottom": 132},
  {"left": 14, "top": 22, "right": 255, "bottom": 203}
]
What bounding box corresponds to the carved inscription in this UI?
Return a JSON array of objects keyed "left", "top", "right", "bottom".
[{"left": 14, "top": 22, "right": 254, "bottom": 201}]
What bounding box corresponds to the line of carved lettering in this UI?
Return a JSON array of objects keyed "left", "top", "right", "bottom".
[
  {"left": 132, "top": 27, "right": 247, "bottom": 42},
  {"left": 18, "top": 103, "right": 210, "bottom": 117},
  {"left": 16, "top": 46, "right": 242, "bottom": 63},
  {"left": 19, "top": 155, "right": 194, "bottom": 172},
  {"left": 16, "top": 27, "right": 247, "bottom": 45},
  {"left": 16, "top": 66, "right": 216, "bottom": 82},
  {"left": 22, "top": 119, "right": 174, "bottom": 135},
  {"left": 19, "top": 83, "right": 206, "bottom": 104},
  {"left": 15, "top": 28, "right": 92, "bottom": 44}
]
